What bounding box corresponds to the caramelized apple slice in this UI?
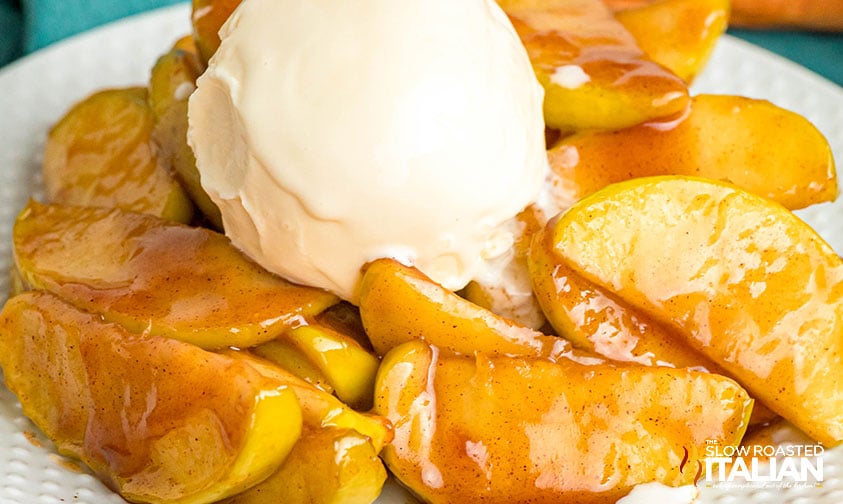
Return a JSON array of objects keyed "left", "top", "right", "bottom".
[
  {"left": 231, "top": 350, "right": 393, "bottom": 453},
  {"left": 254, "top": 319, "right": 379, "bottom": 409},
  {"left": 42, "top": 87, "right": 194, "bottom": 223},
  {"left": 7, "top": 262, "right": 26, "bottom": 298},
  {"left": 498, "top": 0, "right": 689, "bottom": 132},
  {"left": 222, "top": 427, "right": 387, "bottom": 504},
  {"left": 529, "top": 226, "right": 780, "bottom": 425},
  {"left": 276, "top": 321, "right": 380, "bottom": 409},
  {"left": 192, "top": 0, "right": 242, "bottom": 63},
  {"left": 0, "top": 291, "right": 302, "bottom": 504},
  {"left": 612, "top": 0, "right": 729, "bottom": 82},
  {"left": 149, "top": 37, "right": 223, "bottom": 228},
  {"left": 315, "top": 301, "right": 375, "bottom": 351},
  {"left": 252, "top": 338, "right": 336, "bottom": 393},
  {"left": 13, "top": 201, "right": 337, "bottom": 350},
  {"left": 547, "top": 175, "right": 843, "bottom": 445},
  {"left": 531, "top": 234, "right": 718, "bottom": 368},
  {"left": 357, "top": 258, "right": 569, "bottom": 360},
  {"left": 376, "top": 340, "right": 752, "bottom": 502},
  {"left": 546, "top": 94, "right": 837, "bottom": 210}
]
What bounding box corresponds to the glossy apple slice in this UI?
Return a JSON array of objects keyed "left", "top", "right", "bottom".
[
  {"left": 498, "top": 0, "right": 689, "bottom": 132},
  {"left": 13, "top": 201, "right": 338, "bottom": 350},
  {"left": 222, "top": 427, "right": 387, "bottom": 504},
  {"left": 531, "top": 233, "right": 718, "bottom": 368},
  {"left": 148, "top": 38, "right": 220, "bottom": 227},
  {"left": 42, "top": 87, "right": 194, "bottom": 223},
  {"left": 7, "top": 262, "right": 26, "bottom": 298},
  {"left": 251, "top": 300, "right": 379, "bottom": 408},
  {"left": 546, "top": 94, "right": 837, "bottom": 210},
  {"left": 149, "top": 37, "right": 223, "bottom": 229},
  {"left": 376, "top": 340, "right": 752, "bottom": 502},
  {"left": 0, "top": 290, "right": 302, "bottom": 504},
  {"left": 280, "top": 321, "right": 380, "bottom": 409},
  {"left": 191, "top": 0, "right": 242, "bottom": 63},
  {"left": 612, "top": 0, "right": 729, "bottom": 82},
  {"left": 357, "top": 258, "right": 570, "bottom": 360},
  {"left": 231, "top": 350, "right": 393, "bottom": 454},
  {"left": 253, "top": 318, "right": 379, "bottom": 410},
  {"left": 547, "top": 175, "right": 843, "bottom": 445},
  {"left": 529, "top": 227, "right": 780, "bottom": 425},
  {"left": 252, "top": 338, "right": 336, "bottom": 394}
]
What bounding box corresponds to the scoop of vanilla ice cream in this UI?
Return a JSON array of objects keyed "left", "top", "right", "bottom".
[{"left": 188, "top": 0, "right": 548, "bottom": 300}]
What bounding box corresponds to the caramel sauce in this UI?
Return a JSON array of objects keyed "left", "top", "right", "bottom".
[
  {"left": 23, "top": 430, "right": 44, "bottom": 448},
  {"left": 49, "top": 453, "right": 86, "bottom": 474}
]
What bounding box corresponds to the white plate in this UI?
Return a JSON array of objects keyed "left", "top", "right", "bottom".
[{"left": 1, "top": 3, "right": 843, "bottom": 503}]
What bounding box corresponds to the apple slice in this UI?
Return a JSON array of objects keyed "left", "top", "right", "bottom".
[
  {"left": 0, "top": 290, "right": 302, "bottom": 504},
  {"left": 252, "top": 338, "right": 336, "bottom": 394},
  {"left": 230, "top": 350, "right": 393, "bottom": 454},
  {"left": 222, "top": 427, "right": 387, "bottom": 504},
  {"left": 357, "top": 258, "right": 570, "bottom": 360},
  {"left": 498, "top": 0, "right": 689, "bottom": 132},
  {"left": 270, "top": 321, "right": 380, "bottom": 410},
  {"left": 531, "top": 234, "right": 719, "bottom": 368},
  {"left": 149, "top": 37, "right": 223, "bottom": 229},
  {"left": 546, "top": 94, "right": 837, "bottom": 210},
  {"left": 376, "top": 340, "right": 752, "bottom": 502},
  {"left": 42, "top": 87, "right": 194, "bottom": 223},
  {"left": 13, "top": 201, "right": 338, "bottom": 350},
  {"left": 612, "top": 0, "right": 729, "bottom": 82},
  {"left": 7, "top": 262, "right": 26, "bottom": 298},
  {"left": 529, "top": 227, "right": 780, "bottom": 425},
  {"left": 253, "top": 318, "right": 379, "bottom": 409},
  {"left": 546, "top": 175, "right": 843, "bottom": 445},
  {"left": 191, "top": 0, "right": 242, "bottom": 63}
]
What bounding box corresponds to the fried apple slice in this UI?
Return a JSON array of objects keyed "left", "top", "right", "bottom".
[
  {"left": 546, "top": 94, "right": 837, "bottom": 210},
  {"left": 42, "top": 87, "right": 194, "bottom": 223},
  {"left": 249, "top": 301, "right": 378, "bottom": 408},
  {"left": 192, "top": 0, "right": 242, "bottom": 63},
  {"left": 529, "top": 225, "right": 780, "bottom": 425},
  {"left": 547, "top": 175, "right": 843, "bottom": 445},
  {"left": 256, "top": 320, "right": 380, "bottom": 410},
  {"left": 7, "top": 262, "right": 26, "bottom": 298},
  {"left": 612, "top": 0, "right": 729, "bottom": 82},
  {"left": 0, "top": 291, "right": 302, "bottom": 504},
  {"left": 13, "top": 201, "right": 337, "bottom": 350},
  {"left": 531, "top": 234, "right": 719, "bottom": 368},
  {"left": 222, "top": 427, "right": 387, "bottom": 504},
  {"left": 252, "top": 338, "right": 336, "bottom": 393},
  {"left": 357, "top": 258, "right": 569, "bottom": 360},
  {"left": 230, "top": 350, "right": 393, "bottom": 453},
  {"left": 149, "top": 37, "right": 223, "bottom": 229},
  {"left": 376, "top": 340, "right": 752, "bottom": 503},
  {"left": 498, "top": 0, "right": 689, "bottom": 132}
]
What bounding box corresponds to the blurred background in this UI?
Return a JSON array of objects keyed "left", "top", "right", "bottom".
[{"left": 0, "top": 0, "right": 841, "bottom": 86}]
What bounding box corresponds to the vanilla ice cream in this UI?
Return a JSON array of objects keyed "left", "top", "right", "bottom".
[{"left": 188, "top": 0, "right": 548, "bottom": 300}]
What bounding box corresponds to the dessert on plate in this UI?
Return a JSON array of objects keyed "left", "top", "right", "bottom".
[{"left": 0, "top": 0, "right": 840, "bottom": 503}]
